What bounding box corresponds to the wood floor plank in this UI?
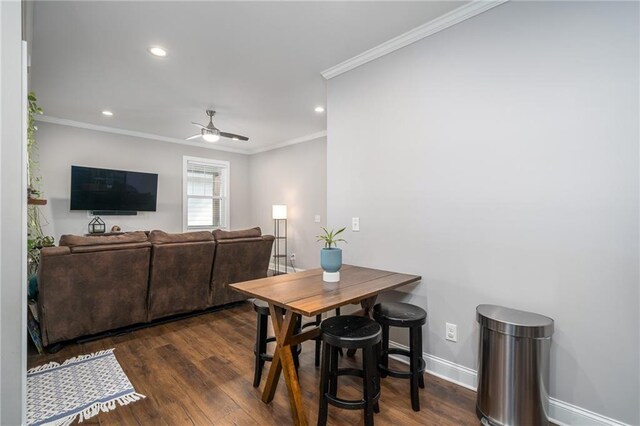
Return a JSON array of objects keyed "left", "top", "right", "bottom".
[{"left": 28, "top": 301, "right": 479, "bottom": 425}]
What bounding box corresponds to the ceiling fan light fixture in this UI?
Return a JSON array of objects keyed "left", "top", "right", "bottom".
[
  {"left": 187, "top": 110, "right": 248, "bottom": 142},
  {"left": 202, "top": 128, "right": 220, "bottom": 143}
]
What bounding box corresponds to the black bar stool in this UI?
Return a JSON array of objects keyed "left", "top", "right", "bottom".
[
  {"left": 317, "top": 315, "right": 381, "bottom": 426},
  {"left": 373, "top": 302, "right": 426, "bottom": 411},
  {"left": 254, "top": 300, "right": 342, "bottom": 386},
  {"left": 253, "top": 299, "right": 302, "bottom": 387}
]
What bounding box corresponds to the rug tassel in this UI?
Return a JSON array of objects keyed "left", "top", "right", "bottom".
[
  {"left": 27, "top": 361, "right": 61, "bottom": 374},
  {"left": 41, "top": 392, "right": 146, "bottom": 425},
  {"left": 59, "top": 348, "right": 115, "bottom": 366},
  {"left": 28, "top": 349, "right": 116, "bottom": 375}
]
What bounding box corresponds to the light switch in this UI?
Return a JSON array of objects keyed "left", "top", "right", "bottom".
[
  {"left": 352, "top": 217, "right": 360, "bottom": 232},
  {"left": 314, "top": 215, "right": 321, "bottom": 223}
]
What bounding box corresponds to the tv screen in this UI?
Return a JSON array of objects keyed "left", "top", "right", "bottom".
[{"left": 70, "top": 166, "right": 158, "bottom": 212}]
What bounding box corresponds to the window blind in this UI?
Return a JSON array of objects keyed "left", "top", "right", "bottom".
[{"left": 185, "top": 160, "right": 227, "bottom": 229}]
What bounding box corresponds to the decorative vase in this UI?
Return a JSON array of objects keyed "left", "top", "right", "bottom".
[{"left": 321, "top": 248, "right": 342, "bottom": 282}]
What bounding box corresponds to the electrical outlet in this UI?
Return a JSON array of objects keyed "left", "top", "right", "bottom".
[
  {"left": 314, "top": 214, "right": 321, "bottom": 223},
  {"left": 290, "top": 253, "right": 296, "bottom": 261},
  {"left": 446, "top": 323, "right": 457, "bottom": 342},
  {"left": 352, "top": 217, "right": 360, "bottom": 232}
]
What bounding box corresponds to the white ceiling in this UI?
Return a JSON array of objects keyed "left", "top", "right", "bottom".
[{"left": 31, "top": 1, "right": 466, "bottom": 153}]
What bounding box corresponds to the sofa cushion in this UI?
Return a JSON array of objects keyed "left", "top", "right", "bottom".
[
  {"left": 59, "top": 231, "right": 148, "bottom": 247},
  {"left": 149, "top": 230, "right": 214, "bottom": 244},
  {"left": 212, "top": 227, "right": 262, "bottom": 241}
]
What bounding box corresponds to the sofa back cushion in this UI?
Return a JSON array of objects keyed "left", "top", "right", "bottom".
[
  {"left": 59, "top": 231, "right": 148, "bottom": 247},
  {"left": 149, "top": 230, "right": 214, "bottom": 244},
  {"left": 210, "top": 230, "right": 274, "bottom": 307},
  {"left": 147, "top": 231, "right": 216, "bottom": 320},
  {"left": 212, "top": 227, "right": 262, "bottom": 241}
]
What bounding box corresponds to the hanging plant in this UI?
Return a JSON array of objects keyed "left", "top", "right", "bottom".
[
  {"left": 26, "top": 92, "right": 54, "bottom": 277},
  {"left": 28, "top": 91, "right": 43, "bottom": 194}
]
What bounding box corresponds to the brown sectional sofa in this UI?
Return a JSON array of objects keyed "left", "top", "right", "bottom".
[{"left": 37, "top": 227, "right": 274, "bottom": 347}]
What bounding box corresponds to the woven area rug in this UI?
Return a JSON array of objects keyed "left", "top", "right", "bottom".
[{"left": 27, "top": 348, "right": 145, "bottom": 426}]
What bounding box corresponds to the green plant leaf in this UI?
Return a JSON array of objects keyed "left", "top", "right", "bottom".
[{"left": 316, "top": 226, "right": 348, "bottom": 248}]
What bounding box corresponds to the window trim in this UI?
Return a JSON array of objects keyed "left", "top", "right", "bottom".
[{"left": 182, "top": 156, "right": 230, "bottom": 232}]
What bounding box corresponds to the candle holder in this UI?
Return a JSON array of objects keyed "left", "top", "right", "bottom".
[{"left": 88, "top": 216, "right": 106, "bottom": 234}]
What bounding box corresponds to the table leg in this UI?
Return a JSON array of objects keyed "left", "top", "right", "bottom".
[
  {"left": 261, "top": 304, "right": 308, "bottom": 426},
  {"left": 347, "top": 296, "right": 379, "bottom": 357},
  {"left": 360, "top": 296, "right": 378, "bottom": 317},
  {"left": 261, "top": 305, "right": 284, "bottom": 402}
]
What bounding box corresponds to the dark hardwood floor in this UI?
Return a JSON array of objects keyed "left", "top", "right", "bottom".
[{"left": 28, "top": 302, "right": 479, "bottom": 425}]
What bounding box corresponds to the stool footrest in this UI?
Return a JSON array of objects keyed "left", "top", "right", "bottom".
[
  {"left": 379, "top": 348, "right": 426, "bottom": 378},
  {"left": 336, "top": 367, "right": 363, "bottom": 378},
  {"left": 325, "top": 392, "right": 380, "bottom": 411}
]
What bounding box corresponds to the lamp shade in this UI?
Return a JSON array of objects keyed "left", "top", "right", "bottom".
[{"left": 272, "top": 204, "right": 287, "bottom": 220}]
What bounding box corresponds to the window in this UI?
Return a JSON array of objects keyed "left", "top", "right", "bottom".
[{"left": 183, "top": 156, "right": 230, "bottom": 231}]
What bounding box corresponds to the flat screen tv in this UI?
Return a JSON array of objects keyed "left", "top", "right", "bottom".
[{"left": 70, "top": 165, "right": 158, "bottom": 213}]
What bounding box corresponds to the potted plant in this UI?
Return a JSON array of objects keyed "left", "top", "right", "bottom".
[{"left": 316, "top": 227, "right": 347, "bottom": 282}]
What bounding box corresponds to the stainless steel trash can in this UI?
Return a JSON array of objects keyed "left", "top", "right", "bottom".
[{"left": 476, "top": 304, "right": 554, "bottom": 426}]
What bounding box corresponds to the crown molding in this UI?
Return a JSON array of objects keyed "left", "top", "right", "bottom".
[
  {"left": 35, "top": 115, "right": 251, "bottom": 155},
  {"left": 248, "top": 130, "right": 327, "bottom": 155},
  {"left": 36, "top": 115, "right": 326, "bottom": 156},
  {"left": 321, "top": 0, "right": 509, "bottom": 80}
]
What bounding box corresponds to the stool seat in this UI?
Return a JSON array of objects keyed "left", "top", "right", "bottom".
[
  {"left": 321, "top": 315, "right": 382, "bottom": 350},
  {"left": 253, "top": 299, "right": 270, "bottom": 315},
  {"left": 373, "top": 302, "right": 426, "bottom": 327}
]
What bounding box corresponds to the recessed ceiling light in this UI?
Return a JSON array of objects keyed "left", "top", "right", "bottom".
[
  {"left": 148, "top": 46, "right": 167, "bottom": 57},
  {"left": 315, "top": 106, "right": 325, "bottom": 113},
  {"left": 101, "top": 110, "right": 114, "bottom": 116}
]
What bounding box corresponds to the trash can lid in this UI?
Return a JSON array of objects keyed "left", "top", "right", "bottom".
[{"left": 476, "top": 304, "right": 554, "bottom": 338}]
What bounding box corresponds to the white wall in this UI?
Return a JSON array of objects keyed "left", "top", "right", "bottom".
[
  {"left": 327, "top": 2, "right": 639, "bottom": 424},
  {"left": 0, "top": 1, "right": 27, "bottom": 423},
  {"left": 36, "top": 122, "right": 253, "bottom": 240},
  {"left": 249, "top": 138, "right": 327, "bottom": 270}
]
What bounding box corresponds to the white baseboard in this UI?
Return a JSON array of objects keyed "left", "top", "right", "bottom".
[
  {"left": 548, "top": 398, "right": 630, "bottom": 426},
  {"left": 268, "top": 262, "right": 307, "bottom": 273},
  {"left": 387, "top": 340, "right": 630, "bottom": 426},
  {"left": 387, "top": 340, "right": 477, "bottom": 391}
]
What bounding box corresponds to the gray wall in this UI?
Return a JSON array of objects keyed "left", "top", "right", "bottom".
[
  {"left": 1, "top": 1, "right": 27, "bottom": 423},
  {"left": 249, "top": 138, "right": 327, "bottom": 270},
  {"left": 327, "top": 1, "right": 639, "bottom": 424},
  {"left": 36, "top": 122, "right": 252, "bottom": 240}
]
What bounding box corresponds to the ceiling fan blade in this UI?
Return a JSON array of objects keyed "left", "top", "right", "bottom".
[
  {"left": 191, "top": 122, "right": 206, "bottom": 129},
  {"left": 185, "top": 134, "right": 201, "bottom": 140},
  {"left": 220, "top": 131, "right": 249, "bottom": 141}
]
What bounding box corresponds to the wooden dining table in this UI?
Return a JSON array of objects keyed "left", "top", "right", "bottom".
[{"left": 229, "top": 264, "right": 421, "bottom": 426}]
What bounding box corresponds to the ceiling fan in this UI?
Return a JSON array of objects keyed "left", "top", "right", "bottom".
[{"left": 186, "top": 110, "right": 249, "bottom": 143}]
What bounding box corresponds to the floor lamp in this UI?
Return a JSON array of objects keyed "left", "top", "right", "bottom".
[{"left": 272, "top": 204, "right": 287, "bottom": 275}]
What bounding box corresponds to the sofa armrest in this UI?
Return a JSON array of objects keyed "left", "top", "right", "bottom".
[{"left": 40, "top": 246, "right": 71, "bottom": 257}]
